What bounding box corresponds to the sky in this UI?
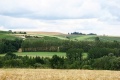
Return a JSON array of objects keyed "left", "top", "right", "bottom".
[{"left": 0, "top": 0, "right": 120, "bottom": 36}]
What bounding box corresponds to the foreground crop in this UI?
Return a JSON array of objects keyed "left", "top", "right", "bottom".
[{"left": 0, "top": 69, "right": 120, "bottom": 80}]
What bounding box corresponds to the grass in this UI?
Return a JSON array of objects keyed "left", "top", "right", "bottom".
[
  {"left": 0, "top": 69, "right": 119, "bottom": 80},
  {"left": 99, "top": 36, "right": 120, "bottom": 42},
  {"left": 66, "top": 35, "right": 120, "bottom": 42},
  {"left": 0, "top": 33, "right": 17, "bottom": 40},
  {"left": 14, "top": 52, "right": 66, "bottom": 58},
  {"left": 66, "top": 35, "right": 97, "bottom": 41},
  {"left": 0, "top": 52, "right": 88, "bottom": 59}
]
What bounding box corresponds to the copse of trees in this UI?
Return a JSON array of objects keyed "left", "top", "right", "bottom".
[
  {"left": 88, "top": 48, "right": 110, "bottom": 59},
  {"left": 12, "top": 31, "right": 26, "bottom": 34},
  {"left": 0, "top": 38, "right": 22, "bottom": 54},
  {"left": 71, "top": 32, "right": 86, "bottom": 35},
  {"left": 70, "top": 32, "right": 97, "bottom": 35}
]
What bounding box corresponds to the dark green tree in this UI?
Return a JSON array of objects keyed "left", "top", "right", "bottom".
[
  {"left": 66, "top": 48, "right": 83, "bottom": 63},
  {"left": 50, "top": 55, "right": 64, "bottom": 69}
]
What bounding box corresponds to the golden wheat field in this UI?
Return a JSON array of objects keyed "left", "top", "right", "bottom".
[{"left": 0, "top": 69, "right": 120, "bottom": 80}]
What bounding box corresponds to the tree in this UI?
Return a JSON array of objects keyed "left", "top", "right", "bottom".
[
  {"left": 88, "top": 48, "right": 110, "bottom": 59},
  {"left": 66, "top": 48, "right": 83, "bottom": 63},
  {"left": 50, "top": 55, "right": 64, "bottom": 69},
  {"left": 95, "top": 37, "right": 100, "bottom": 42},
  {"left": 0, "top": 42, "right": 5, "bottom": 54}
]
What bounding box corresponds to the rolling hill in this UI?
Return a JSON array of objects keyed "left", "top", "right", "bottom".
[{"left": 1, "top": 31, "right": 120, "bottom": 42}]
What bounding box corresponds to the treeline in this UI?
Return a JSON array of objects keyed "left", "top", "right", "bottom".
[
  {"left": 21, "top": 38, "right": 120, "bottom": 52},
  {"left": 0, "top": 39, "right": 22, "bottom": 54},
  {"left": 70, "top": 32, "right": 97, "bottom": 35},
  {"left": 0, "top": 51, "right": 119, "bottom": 70},
  {"left": 21, "top": 37, "right": 62, "bottom": 52},
  {"left": 0, "top": 30, "right": 15, "bottom": 34},
  {"left": 12, "top": 31, "right": 27, "bottom": 34}
]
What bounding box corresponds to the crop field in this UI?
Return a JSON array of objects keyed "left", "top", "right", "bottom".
[
  {"left": 0, "top": 69, "right": 120, "bottom": 80},
  {"left": 26, "top": 31, "right": 64, "bottom": 36}
]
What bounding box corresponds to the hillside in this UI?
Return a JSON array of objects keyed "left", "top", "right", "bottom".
[
  {"left": 26, "top": 31, "right": 65, "bottom": 36},
  {"left": 1, "top": 31, "right": 120, "bottom": 42}
]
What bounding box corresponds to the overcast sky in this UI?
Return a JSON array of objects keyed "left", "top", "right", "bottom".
[{"left": 0, "top": 0, "right": 120, "bottom": 36}]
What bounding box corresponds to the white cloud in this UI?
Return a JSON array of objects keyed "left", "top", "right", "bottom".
[
  {"left": 0, "top": 26, "right": 5, "bottom": 30},
  {"left": 0, "top": 0, "right": 120, "bottom": 36}
]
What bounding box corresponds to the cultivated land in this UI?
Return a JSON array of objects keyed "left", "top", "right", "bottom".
[
  {"left": 22, "top": 31, "right": 120, "bottom": 41},
  {"left": 0, "top": 69, "right": 120, "bottom": 80},
  {"left": 1, "top": 31, "right": 120, "bottom": 41}
]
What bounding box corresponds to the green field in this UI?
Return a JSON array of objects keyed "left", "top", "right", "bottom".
[
  {"left": 0, "top": 52, "right": 89, "bottom": 59},
  {"left": 65, "top": 35, "right": 120, "bottom": 41},
  {"left": 0, "top": 52, "right": 65, "bottom": 58},
  {"left": 99, "top": 36, "right": 120, "bottom": 42},
  {"left": 0, "top": 33, "right": 17, "bottom": 40},
  {"left": 14, "top": 52, "right": 66, "bottom": 57}
]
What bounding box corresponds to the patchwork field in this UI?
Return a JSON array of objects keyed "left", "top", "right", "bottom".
[
  {"left": 1, "top": 31, "right": 120, "bottom": 41},
  {"left": 0, "top": 69, "right": 119, "bottom": 80}
]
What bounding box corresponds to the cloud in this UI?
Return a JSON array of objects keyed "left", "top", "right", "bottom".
[
  {"left": 0, "top": 0, "right": 102, "bottom": 19},
  {"left": 0, "top": 0, "right": 119, "bottom": 20},
  {"left": 0, "top": 0, "right": 120, "bottom": 36},
  {"left": 0, "top": 26, "right": 5, "bottom": 30}
]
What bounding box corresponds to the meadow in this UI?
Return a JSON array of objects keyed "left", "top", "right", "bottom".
[
  {"left": 0, "top": 33, "right": 17, "bottom": 40},
  {"left": 0, "top": 69, "right": 120, "bottom": 80},
  {"left": 0, "top": 52, "right": 89, "bottom": 59},
  {"left": 14, "top": 52, "right": 66, "bottom": 57},
  {"left": 0, "top": 52, "right": 66, "bottom": 57}
]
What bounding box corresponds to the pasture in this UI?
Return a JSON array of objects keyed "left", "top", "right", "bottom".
[
  {"left": 0, "top": 52, "right": 66, "bottom": 58},
  {"left": 0, "top": 52, "right": 88, "bottom": 59},
  {"left": 14, "top": 52, "right": 66, "bottom": 57},
  {"left": 0, "top": 34, "right": 17, "bottom": 40},
  {"left": 0, "top": 69, "right": 119, "bottom": 80}
]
